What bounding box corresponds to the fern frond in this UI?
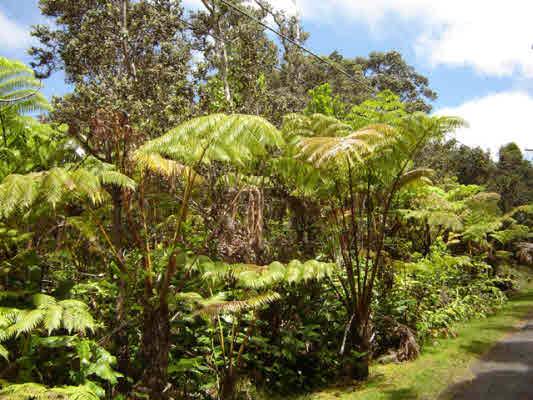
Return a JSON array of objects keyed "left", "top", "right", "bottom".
[
  {"left": 297, "top": 123, "right": 396, "bottom": 166},
  {"left": 135, "top": 152, "right": 187, "bottom": 177},
  {"left": 197, "top": 292, "right": 281, "bottom": 317},
  {"left": 94, "top": 170, "right": 136, "bottom": 191},
  {"left": 0, "top": 57, "right": 50, "bottom": 114},
  {"left": 282, "top": 113, "right": 352, "bottom": 139},
  {"left": 58, "top": 300, "right": 95, "bottom": 334},
  {"left": 0, "top": 295, "right": 94, "bottom": 342},
  {"left": 134, "top": 114, "right": 284, "bottom": 170},
  {"left": 8, "top": 309, "right": 45, "bottom": 338},
  {"left": 0, "top": 165, "right": 134, "bottom": 219},
  {"left": 490, "top": 225, "right": 530, "bottom": 245},
  {"left": 33, "top": 294, "right": 57, "bottom": 307},
  {"left": 202, "top": 259, "right": 337, "bottom": 289},
  {"left": 398, "top": 168, "right": 434, "bottom": 189},
  {"left": 0, "top": 383, "right": 100, "bottom": 400},
  {"left": 0, "top": 343, "right": 8, "bottom": 360}
]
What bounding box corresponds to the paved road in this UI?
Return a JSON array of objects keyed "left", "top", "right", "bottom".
[{"left": 444, "top": 319, "right": 533, "bottom": 399}]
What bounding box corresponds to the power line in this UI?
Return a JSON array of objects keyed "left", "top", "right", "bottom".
[
  {"left": 180, "top": 5, "right": 478, "bottom": 151},
  {"left": 178, "top": 16, "right": 321, "bottom": 89},
  {"left": 215, "top": 0, "right": 369, "bottom": 87}
]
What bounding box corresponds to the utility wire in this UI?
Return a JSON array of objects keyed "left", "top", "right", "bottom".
[
  {"left": 178, "top": 16, "right": 315, "bottom": 88},
  {"left": 215, "top": 0, "right": 369, "bottom": 87}
]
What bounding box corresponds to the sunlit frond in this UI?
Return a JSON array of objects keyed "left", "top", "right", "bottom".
[
  {"left": 196, "top": 292, "right": 281, "bottom": 317},
  {"left": 0, "top": 57, "right": 50, "bottom": 114},
  {"left": 397, "top": 168, "right": 434, "bottom": 189},
  {"left": 202, "top": 259, "right": 337, "bottom": 289},
  {"left": 0, "top": 165, "right": 135, "bottom": 219},
  {"left": 0, "top": 383, "right": 100, "bottom": 400},
  {"left": 282, "top": 113, "right": 352, "bottom": 140},
  {"left": 296, "top": 123, "right": 395, "bottom": 166},
  {"left": 135, "top": 114, "right": 285, "bottom": 171}
]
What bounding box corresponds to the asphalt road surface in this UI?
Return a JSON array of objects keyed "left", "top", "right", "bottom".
[{"left": 444, "top": 320, "right": 533, "bottom": 399}]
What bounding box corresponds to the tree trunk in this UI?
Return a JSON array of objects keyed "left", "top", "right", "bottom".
[
  {"left": 110, "top": 187, "right": 131, "bottom": 392},
  {"left": 219, "top": 367, "right": 238, "bottom": 400},
  {"left": 138, "top": 301, "right": 171, "bottom": 398},
  {"left": 341, "top": 315, "right": 371, "bottom": 380}
]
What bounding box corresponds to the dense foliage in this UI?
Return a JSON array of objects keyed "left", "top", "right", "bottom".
[{"left": 1, "top": 1, "right": 532, "bottom": 399}]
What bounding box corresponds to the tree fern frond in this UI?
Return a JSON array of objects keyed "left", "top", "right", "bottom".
[
  {"left": 296, "top": 123, "right": 396, "bottom": 166},
  {"left": 8, "top": 309, "right": 45, "bottom": 338},
  {"left": 0, "top": 296, "right": 94, "bottom": 341},
  {"left": 426, "top": 211, "right": 463, "bottom": 231},
  {"left": 0, "top": 173, "right": 41, "bottom": 217},
  {"left": 0, "top": 343, "right": 8, "bottom": 360},
  {"left": 33, "top": 294, "right": 57, "bottom": 307},
  {"left": 282, "top": 113, "right": 352, "bottom": 139},
  {"left": 197, "top": 292, "right": 281, "bottom": 317},
  {"left": 94, "top": 170, "right": 136, "bottom": 191},
  {"left": 0, "top": 308, "right": 21, "bottom": 328},
  {"left": 134, "top": 151, "right": 188, "bottom": 177},
  {"left": 0, "top": 57, "right": 50, "bottom": 114},
  {"left": 42, "top": 304, "right": 63, "bottom": 334},
  {"left": 134, "top": 114, "right": 284, "bottom": 169},
  {"left": 0, "top": 166, "right": 134, "bottom": 219},
  {"left": 202, "top": 259, "right": 337, "bottom": 289},
  {"left": 58, "top": 300, "right": 95, "bottom": 334},
  {"left": 490, "top": 224, "right": 530, "bottom": 245},
  {"left": 0, "top": 383, "right": 100, "bottom": 400},
  {"left": 397, "top": 168, "right": 434, "bottom": 189}
]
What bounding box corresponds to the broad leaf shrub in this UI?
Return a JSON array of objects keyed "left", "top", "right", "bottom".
[{"left": 375, "top": 241, "right": 509, "bottom": 349}]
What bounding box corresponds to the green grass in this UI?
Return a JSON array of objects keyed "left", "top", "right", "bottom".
[{"left": 297, "top": 283, "right": 533, "bottom": 400}]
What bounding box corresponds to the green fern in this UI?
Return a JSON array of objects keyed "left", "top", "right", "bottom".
[
  {"left": 0, "top": 57, "right": 49, "bottom": 114},
  {"left": 282, "top": 113, "right": 352, "bottom": 140},
  {"left": 0, "top": 163, "right": 135, "bottom": 219},
  {"left": 202, "top": 259, "right": 337, "bottom": 289},
  {"left": 188, "top": 292, "right": 281, "bottom": 318},
  {"left": 0, "top": 295, "right": 95, "bottom": 349},
  {"left": 135, "top": 114, "right": 285, "bottom": 172},
  {"left": 0, "top": 382, "right": 100, "bottom": 400}
]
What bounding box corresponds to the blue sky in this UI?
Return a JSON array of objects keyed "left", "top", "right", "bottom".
[{"left": 2, "top": 0, "right": 533, "bottom": 156}]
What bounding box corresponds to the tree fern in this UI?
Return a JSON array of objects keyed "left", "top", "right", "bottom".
[
  {"left": 0, "top": 57, "right": 49, "bottom": 114},
  {"left": 134, "top": 114, "right": 285, "bottom": 171},
  {"left": 296, "top": 123, "right": 395, "bottom": 166},
  {"left": 0, "top": 163, "right": 135, "bottom": 219},
  {"left": 0, "top": 295, "right": 95, "bottom": 348},
  {"left": 0, "top": 383, "right": 100, "bottom": 400},
  {"left": 201, "top": 259, "right": 337, "bottom": 289},
  {"left": 195, "top": 292, "right": 281, "bottom": 318}
]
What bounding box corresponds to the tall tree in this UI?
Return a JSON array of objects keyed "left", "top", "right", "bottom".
[
  {"left": 417, "top": 139, "right": 495, "bottom": 185},
  {"left": 491, "top": 143, "right": 533, "bottom": 211},
  {"left": 31, "top": 0, "right": 194, "bottom": 139},
  {"left": 30, "top": 1, "right": 195, "bottom": 380},
  {"left": 190, "top": 0, "right": 280, "bottom": 116},
  {"left": 355, "top": 51, "right": 437, "bottom": 112}
]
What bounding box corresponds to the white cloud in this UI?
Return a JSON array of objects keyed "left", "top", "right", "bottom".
[
  {"left": 258, "top": 0, "right": 533, "bottom": 78},
  {"left": 0, "top": 10, "right": 30, "bottom": 50},
  {"left": 436, "top": 92, "right": 533, "bottom": 157}
]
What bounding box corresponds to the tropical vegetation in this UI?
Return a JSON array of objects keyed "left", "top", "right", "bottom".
[{"left": 0, "top": 1, "right": 532, "bottom": 399}]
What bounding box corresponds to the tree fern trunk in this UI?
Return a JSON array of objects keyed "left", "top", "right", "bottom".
[
  {"left": 110, "top": 187, "right": 130, "bottom": 393},
  {"left": 341, "top": 315, "right": 370, "bottom": 380},
  {"left": 138, "top": 300, "right": 171, "bottom": 399}
]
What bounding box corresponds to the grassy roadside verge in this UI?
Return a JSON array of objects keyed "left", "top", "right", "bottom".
[{"left": 298, "top": 279, "right": 533, "bottom": 400}]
